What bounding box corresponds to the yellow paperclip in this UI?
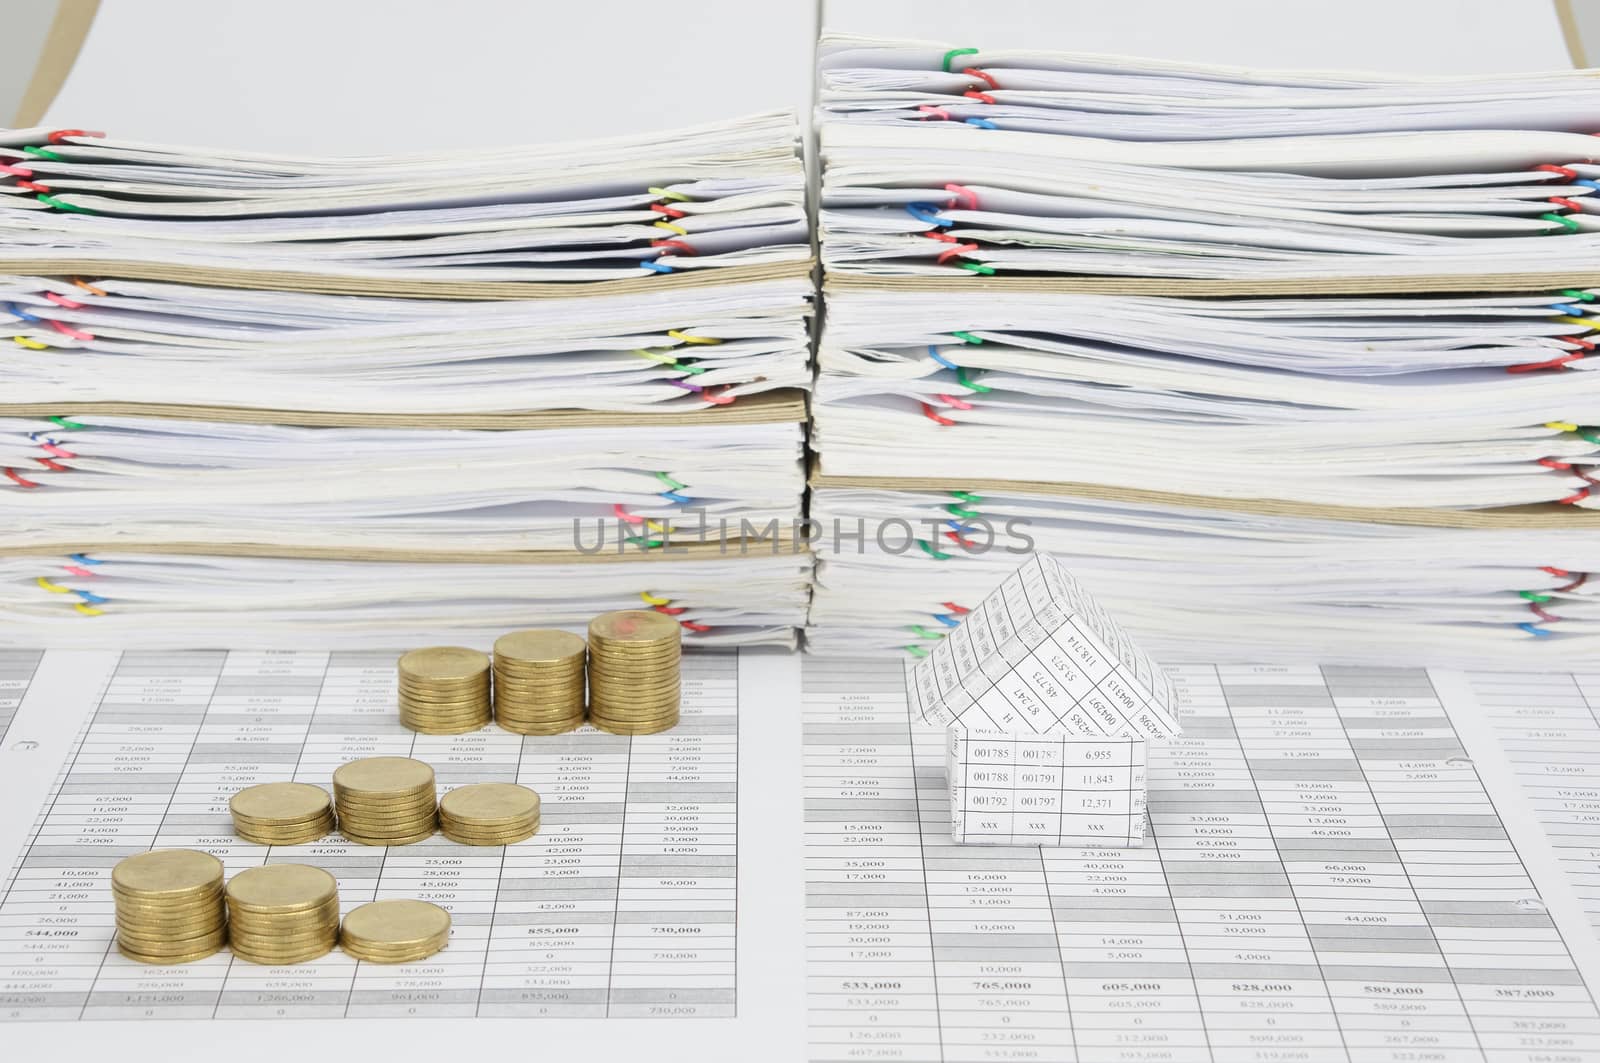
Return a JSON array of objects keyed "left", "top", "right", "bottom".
[
  {"left": 639, "top": 591, "right": 672, "bottom": 606},
  {"left": 13, "top": 336, "right": 48, "bottom": 350},
  {"left": 36, "top": 577, "right": 70, "bottom": 593},
  {"left": 632, "top": 348, "right": 678, "bottom": 366},
  {"left": 648, "top": 187, "right": 691, "bottom": 202},
  {"left": 1547, "top": 421, "right": 1580, "bottom": 432},
  {"left": 645, "top": 519, "right": 674, "bottom": 534},
  {"left": 667, "top": 329, "right": 723, "bottom": 346},
  {"left": 1555, "top": 316, "right": 1594, "bottom": 329},
  {"left": 653, "top": 219, "right": 688, "bottom": 237},
  {"left": 74, "top": 602, "right": 103, "bottom": 616}
]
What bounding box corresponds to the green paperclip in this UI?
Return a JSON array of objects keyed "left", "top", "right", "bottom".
[
  {"left": 918, "top": 540, "right": 952, "bottom": 561},
  {"left": 37, "top": 194, "right": 93, "bottom": 214},
  {"left": 947, "top": 503, "right": 979, "bottom": 519},
  {"left": 1580, "top": 427, "right": 1600, "bottom": 444},
  {"left": 654, "top": 472, "right": 687, "bottom": 491},
  {"left": 1520, "top": 590, "right": 1554, "bottom": 603},
  {"left": 625, "top": 536, "right": 665, "bottom": 549},
  {"left": 49, "top": 415, "right": 86, "bottom": 430},
  {"left": 958, "top": 262, "right": 997, "bottom": 275},
  {"left": 678, "top": 361, "right": 707, "bottom": 376},
  {"left": 949, "top": 490, "right": 982, "bottom": 504},
  {"left": 942, "top": 47, "right": 979, "bottom": 72},
  {"left": 1561, "top": 289, "right": 1598, "bottom": 302},
  {"left": 905, "top": 644, "right": 931, "bottom": 658},
  {"left": 951, "top": 330, "right": 983, "bottom": 345},
  {"left": 908, "top": 625, "right": 945, "bottom": 641},
  {"left": 956, "top": 367, "right": 991, "bottom": 393},
  {"left": 1543, "top": 213, "right": 1582, "bottom": 233},
  {"left": 22, "top": 145, "right": 64, "bottom": 162}
]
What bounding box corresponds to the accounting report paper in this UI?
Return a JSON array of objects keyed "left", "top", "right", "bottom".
[{"left": 1, "top": 650, "right": 1598, "bottom": 1063}]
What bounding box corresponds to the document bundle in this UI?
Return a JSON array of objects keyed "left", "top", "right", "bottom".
[
  {"left": 0, "top": 115, "right": 814, "bottom": 647},
  {"left": 809, "top": 36, "right": 1600, "bottom": 663}
]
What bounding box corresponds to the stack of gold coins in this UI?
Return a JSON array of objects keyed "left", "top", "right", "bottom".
[
  {"left": 587, "top": 610, "right": 681, "bottom": 735},
  {"left": 492, "top": 629, "right": 587, "bottom": 735},
  {"left": 397, "top": 646, "right": 491, "bottom": 734},
  {"left": 229, "top": 782, "right": 334, "bottom": 845},
  {"left": 438, "top": 782, "right": 541, "bottom": 845},
  {"left": 111, "top": 849, "right": 227, "bottom": 964},
  {"left": 224, "top": 864, "right": 340, "bottom": 965},
  {"left": 340, "top": 899, "right": 451, "bottom": 963},
  {"left": 332, "top": 756, "right": 437, "bottom": 846}
]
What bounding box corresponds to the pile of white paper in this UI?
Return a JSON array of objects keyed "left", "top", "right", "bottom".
[
  {"left": 809, "top": 37, "right": 1600, "bottom": 661},
  {"left": 0, "top": 116, "right": 814, "bottom": 647}
]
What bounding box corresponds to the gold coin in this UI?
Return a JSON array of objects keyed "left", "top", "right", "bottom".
[
  {"left": 333, "top": 756, "right": 435, "bottom": 796},
  {"left": 228, "top": 782, "right": 332, "bottom": 824},
  {"left": 232, "top": 810, "right": 333, "bottom": 828},
  {"left": 588, "top": 610, "right": 679, "bottom": 642},
  {"left": 341, "top": 899, "right": 450, "bottom": 947},
  {"left": 118, "top": 940, "right": 225, "bottom": 965},
  {"left": 340, "top": 826, "right": 436, "bottom": 847},
  {"left": 438, "top": 783, "right": 539, "bottom": 823},
  {"left": 334, "top": 798, "right": 437, "bottom": 815},
  {"left": 235, "top": 824, "right": 333, "bottom": 845},
  {"left": 587, "top": 668, "right": 680, "bottom": 686},
  {"left": 397, "top": 679, "right": 490, "bottom": 698},
  {"left": 495, "top": 629, "right": 585, "bottom": 661},
  {"left": 440, "top": 827, "right": 539, "bottom": 846},
  {"left": 586, "top": 650, "right": 679, "bottom": 667},
  {"left": 224, "top": 863, "right": 337, "bottom": 914},
  {"left": 227, "top": 928, "right": 339, "bottom": 950},
  {"left": 333, "top": 787, "right": 436, "bottom": 805},
  {"left": 494, "top": 663, "right": 584, "bottom": 678},
  {"left": 230, "top": 945, "right": 335, "bottom": 965},
  {"left": 227, "top": 897, "right": 340, "bottom": 923},
  {"left": 116, "top": 922, "right": 227, "bottom": 946},
  {"left": 398, "top": 646, "right": 490, "bottom": 682},
  {"left": 112, "top": 850, "right": 224, "bottom": 898}
]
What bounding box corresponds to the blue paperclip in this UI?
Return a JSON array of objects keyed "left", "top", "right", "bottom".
[
  {"left": 1550, "top": 303, "right": 1587, "bottom": 315},
  {"left": 965, "top": 117, "right": 998, "bottom": 130},
  {"left": 640, "top": 260, "right": 673, "bottom": 273},
  {"left": 927, "top": 345, "right": 960, "bottom": 371},
  {"left": 659, "top": 490, "right": 692, "bottom": 504},
  {"left": 68, "top": 553, "right": 101, "bottom": 566},
  {"left": 74, "top": 589, "right": 107, "bottom": 604},
  {"left": 933, "top": 613, "right": 961, "bottom": 628},
  {"left": 6, "top": 301, "right": 40, "bottom": 322},
  {"left": 905, "top": 202, "right": 952, "bottom": 227},
  {"left": 1518, "top": 622, "right": 1554, "bottom": 637}
]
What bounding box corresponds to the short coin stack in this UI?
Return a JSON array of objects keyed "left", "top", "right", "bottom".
[
  {"left": 229, "top": 782, "right": 335, "bottom": 845},
  {"left": 492, "top": 629, "right": 588, "bottom": 735},
  {"left": 111, "top": 849, "right": 227, "bottom": 965},
  {"left": 438, "top": 782, "right": 542, "bottom": 845},
  {"left": 587, "top": 610, "right": 682, "bottom": 735},
  {"left": 398, "top": 646, "right": 492, "bottom": 734},
  {"left": 224, "top": 864, "right": 340, "bottom": 965},
  {"left": 340, "top": 899, "right": 452, "bottom": 963},
  {"left": 333, "top": 756, "right": 438, "bottom": 846}
]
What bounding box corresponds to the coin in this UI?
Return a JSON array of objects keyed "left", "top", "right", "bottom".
[
  {"left": 589, "top": 610, "right": 680, "bottom": 643},
  {"left": 225, "top": 864, "right": 337, "bottom": 912},
  {"left": 340, "top": 826, "right": 437, "bottom": 847},
  {"left": 340, "top": 899, "right": 451, "bottom": 963},
  {"left": 399, "top": 646, "right": 490, "bottom": 680},
  {"left": 112, "top": 850, "right": 225, "bottom": 897},
  {"left": 334, "top": 756, "right": 435, "bottom": 794}
]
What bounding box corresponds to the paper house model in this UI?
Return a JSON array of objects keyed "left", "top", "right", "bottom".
[{"left": 905, "top": 552, "right": 1181, "bottom": 846}]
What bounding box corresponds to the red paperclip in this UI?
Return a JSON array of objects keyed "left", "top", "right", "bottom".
[
  {"left": 679, "top": 620, "right": 712, "bottom": 633},
  {"left": 920, "top": 402, "right": 956, "bottom": 426},
  {"left": 1550, "top": 196, "right": 1586, "bottom": 212},
  {"left": 963, "top": 90, "right": 997, "bottom": 105},
  {"left": 941, "top": 601, "right": 970, "bottom": 614},
  {"left": 4, "top": 468, "right": 40, "bottom": 488},
  {"left": 1537, "top": 164, "right": 1580, "bottom": 179},
  {"left": 918, "top": 105, "right": 953, "bottom": 121},
  {"left": 612, "top": 504, "right": 644, "bottom": 525},
  {"left": 936, "top": 393, "right": 973, "bottom": 410},
  {"left": 16, "top": 180, "right": 50, "bottom": 194},
  {"left": 944, "top": 184, "right": 979, "bottom": 210},
  {"left": 961, "top": 67, "right": 999, "bottom": 90},
  {"left": 0, "top": 163, "right": 34, "bottom": 178},
  {"left": 650, "top": 203, "right": 687, "bottom": 220},
  {"left": 936, "top": 242, "right": 979, "bottom": 264},
  {"left": 1558, "top": 572, "right": 1590, "bottom": 592},
  {"left": 652, "top": 604, "right": 687, "bottom": 616},
  {"left": 649, "top": 238, "right": 698, "bottom": 255},
  {"left": 46, "top": 129, "right": 103, "bottom": 144},
  {"left": 1507, "top": 352, "right": 1585, "bottom": 373}
]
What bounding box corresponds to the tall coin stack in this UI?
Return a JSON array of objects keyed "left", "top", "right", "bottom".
[
  {"left": 586, "top": 610, "right": 682, "bottom": 735},
  {"left": 224, "top": 864, "right": 340, "bottom": 965},
  {"left": 333, "top": 756, "right": 438, "bottom": 846},
  {"left": 397, "top": 646, "right": 492, "bottom": 734},
  {"left": 340, "top": 899, "right": 452, "bottom": 964},
  {"left": 492, "top": 629, "right": 587, "bottom": 735},
  {"left": 438, "top": 782, "right": 542, "bottom": 845},
  {"left": 229, "top": 782, "right": 335, "bottom": 845},
  {"left": 111, "top": 849, "right": 227, "bottom": 965}
]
